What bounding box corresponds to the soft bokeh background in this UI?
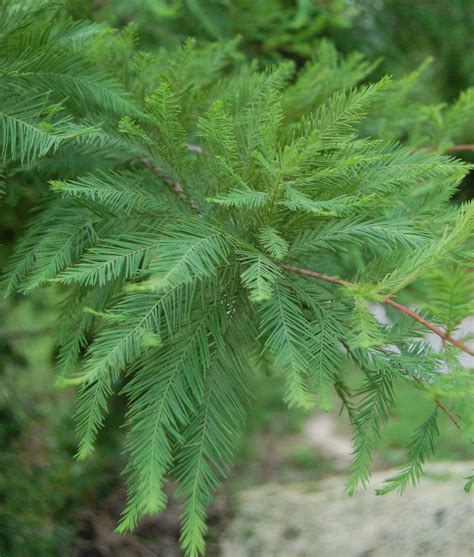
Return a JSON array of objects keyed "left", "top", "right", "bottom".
[{"left": 1, "top": 1, "right": 473, "bottom": 555}]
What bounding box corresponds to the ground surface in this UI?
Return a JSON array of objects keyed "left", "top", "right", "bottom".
[{"left": 220, "top": 461, "right": 474, "bottom": 557}]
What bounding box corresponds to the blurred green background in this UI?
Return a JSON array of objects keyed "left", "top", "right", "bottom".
[{"left": 1, "top": 1, "right": 473, "bottom": 555}]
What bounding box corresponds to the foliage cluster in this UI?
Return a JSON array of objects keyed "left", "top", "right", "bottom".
[{"left": 0, "top": 2, "right": 473, "bottom": 556}]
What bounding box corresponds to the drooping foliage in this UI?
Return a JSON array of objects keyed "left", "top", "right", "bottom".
[{"left": 1, "top": 2, "right": 473, "bottom": 556}]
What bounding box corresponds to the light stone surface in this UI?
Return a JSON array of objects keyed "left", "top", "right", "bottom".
[{"left": 221, "top": 462, "right": 474, "bottom": 557}]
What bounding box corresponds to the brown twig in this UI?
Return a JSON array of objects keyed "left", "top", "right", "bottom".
[
  {"left": 345, "top": 341, "right": 460, "bottom": 429},
  {"left": 140, "top": 157, "right": 199, "bottom": 211},
  {"left": 420, "top": 144, "right": 474, "bottom": 153},
  {"left": 383, "top": 298, "right": 473, "bottom": 355},
  {"left": 413, "top": 377, "right": 460, "bottom": 429},
  {"left": 445, "top": 144, "right": 474, "bottom": 152},
  {"left": 432, "top": 398, "right": 460, "bottom": 428},
  {"left": 278, "top": 264, "right": 350, "bottom": 288},
  {"left": 278, "top": 263, "right": 474, "bottom": 357}
]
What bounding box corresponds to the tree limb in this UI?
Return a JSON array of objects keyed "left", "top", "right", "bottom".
[
  {"left": 412, "top": 377, "right": 460, "bottom": 429},
  {"left": 422, "top": 144, "right": 474, "bottom": 153},
  {"left": 140, "top": 157, "right": 199, "bottom": 211},
  {"left": 344, "top": 341, "right": 460, "bottom": 429},
  {"left": 445, "top": 144, "right": 474, "bottom": 152},
  {"left": 278, "top": 263, "right": 474, "bottom": 357}
]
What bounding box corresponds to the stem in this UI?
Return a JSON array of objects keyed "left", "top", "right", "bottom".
[
  {"left": 445, "top": 144, "right": 474, "bottom": 153},
  {"left": 421, "top": 144, "right": 474, "bottom": 153},
  {"left": 346, "top": 342, "right": 460, "bottom": 429},
  {"left": 411, "top": 377, "right": 460, "bottom": 429},
  {"left": 280, "top": 264, "right": 464, "bottom": 429},
  {"left": 140, "top": 157, "right": 199, "bottom": 211},
  {"left": 383, "top": 298, "right": 473, "bottom": 355},
  {"left": 278, "top": 263, "right": 474, "bottom": 357}
]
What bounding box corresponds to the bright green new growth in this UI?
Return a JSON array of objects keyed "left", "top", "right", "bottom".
[{"left": 1, "top": 3, "right": 473, "bottom": 556}]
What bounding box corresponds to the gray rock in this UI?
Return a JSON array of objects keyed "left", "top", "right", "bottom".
[{"left": 221, "top": 462, "right": 474, "bottom": 557}]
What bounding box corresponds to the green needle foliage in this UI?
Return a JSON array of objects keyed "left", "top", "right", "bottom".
[
  {"left": 1, "top": 2, "right": 473, "bottom": 555},
  {"left": 376, "top": 410, "right": 440, "bottom": 495},
  {"left": 83, "top": 0, "right": 355, "bottom": 56}
]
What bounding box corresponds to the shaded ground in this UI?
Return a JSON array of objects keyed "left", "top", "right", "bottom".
[
  {"left": 303, "top": 414, "right": 353, "bottom": 469},
  {"left": 220, "top": 391, "right": 474, "bottom": 557},
  {"left": 72, "top": 487, "right": 230, "bottom": 557}
]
